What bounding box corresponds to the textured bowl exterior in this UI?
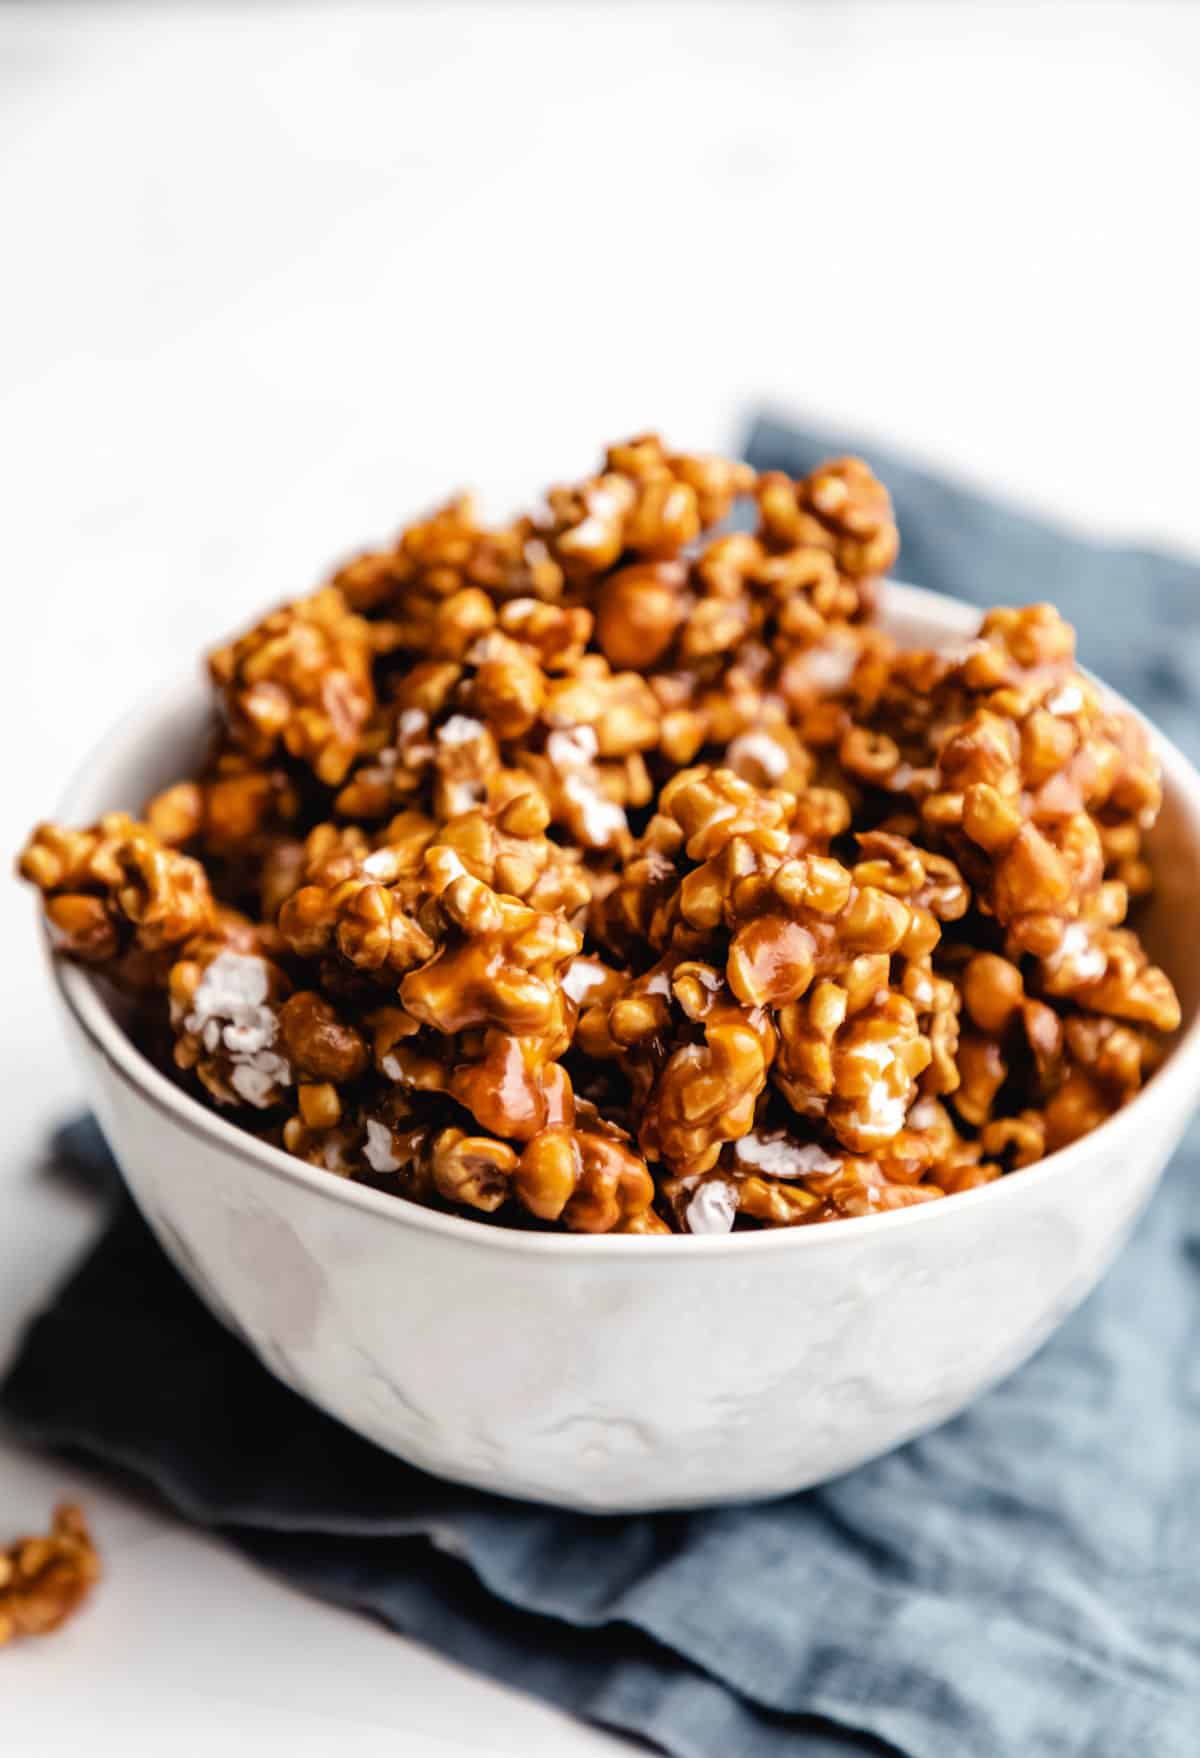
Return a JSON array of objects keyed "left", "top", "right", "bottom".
[{"left": 47, "top": 585, "right": 1200, "bottom": 1511}]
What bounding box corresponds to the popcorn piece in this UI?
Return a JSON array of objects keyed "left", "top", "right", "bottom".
[
  {"left": 209, "top": 587, "right": 374, "bottom": 785},
  {"left": 0, "top": 1505, "right": 99, "bottom": 1645},
  {"left": 170, "top": 942, "right": 293, "bottom": 1110}
]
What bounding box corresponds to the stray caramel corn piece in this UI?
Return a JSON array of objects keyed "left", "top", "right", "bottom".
[{"left": 0, "top": 1504, "right": 100, "bottom": 1646}]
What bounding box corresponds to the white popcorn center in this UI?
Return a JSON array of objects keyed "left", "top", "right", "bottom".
[
  {"left": 436, "top": 715, "right": 490, "bottom": 813},
  {"left": 803, "top": 641, "right": 859, "bottom": 696},
  {"left": 184, "top": 951, "right": 291, "bottom": 1108},
  {"left": 1048, "top": 921, "right": 1108, "bottom": 983},
  {"left": 364, "top": 1118, "right": 402, "bottom": 1173},
  {"left": 686, "top": 1179, "right": 739, "bottom": 1235},
  {"left": 1045, "top": 683, "right": 1084, "bottom": 717},
  {"left": 562, "top": 956, "right": 613, "bottom": 1006},
  {"left": 726, "top": 730, "right": 790, "bottom": 783},
  {"left": 846, "top": 1040, "right": 908, "bottom": 1139},
  {"left": 437, "top": 713, "right": 487, "bottom": 748},
  {"left": 547, "top": 725, "right": 628, "bottom": 847},
  {"left": 735, "top": 1133, "right": 842, "bottom": 1178}
]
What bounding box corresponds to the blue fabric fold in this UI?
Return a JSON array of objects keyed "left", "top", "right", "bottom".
[{"left": 5, "top": 417, "right": 1199, "bottom": 1757}]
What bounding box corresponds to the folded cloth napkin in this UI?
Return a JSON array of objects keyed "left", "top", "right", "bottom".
[{"left": 5, "top": 416, "right": 1200, "bottom": 1758}]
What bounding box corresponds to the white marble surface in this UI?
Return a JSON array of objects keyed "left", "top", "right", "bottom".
[{"left": 1, "top": 3, "right": 1198, "bottom": 1751}]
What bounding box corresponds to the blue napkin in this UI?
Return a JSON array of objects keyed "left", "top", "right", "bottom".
[{"left": 5, "top": 416, "right": 1199, "bottom": 1758}]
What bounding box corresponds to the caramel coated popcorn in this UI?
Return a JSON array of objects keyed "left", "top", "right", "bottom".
[
  {"left": 0, "top": 1505, "right": 99, "bottom": 1645},
  {"left": 20, "top": 813, "right": 215, "bottom": 973},
  {"left": 20, "top": 437, "right": 1181, "bottom": 1234}
]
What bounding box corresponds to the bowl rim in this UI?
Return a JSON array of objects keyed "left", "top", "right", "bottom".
[{"left": 48, "top": 580, "right": 1200, "bottom": 1259}]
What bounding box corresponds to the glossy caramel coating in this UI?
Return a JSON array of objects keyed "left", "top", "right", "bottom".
[{"left": 20, "top": 440, "right": 1180, "bottom": 1232}]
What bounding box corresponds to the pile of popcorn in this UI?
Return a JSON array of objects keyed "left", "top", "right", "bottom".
[{"left": 20, "top": 436, "right": 1180, "bottom": 1235}]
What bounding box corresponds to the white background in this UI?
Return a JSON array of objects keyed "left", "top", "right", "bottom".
[{"left": 2, "top": 4, "right": 1198, "bottom": 1752}]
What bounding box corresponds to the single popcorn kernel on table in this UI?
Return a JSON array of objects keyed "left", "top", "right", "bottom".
[
  {"left": 18, "top": 435, "right": 1181, "bottom": 1233},
  {"left": 0, "top": 1505, "right": 100, "bottom": 1646}
]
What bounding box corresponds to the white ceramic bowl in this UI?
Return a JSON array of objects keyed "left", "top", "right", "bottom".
[{"left": 46, "top": 584, "right": 1200, "bottom": 1512}]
